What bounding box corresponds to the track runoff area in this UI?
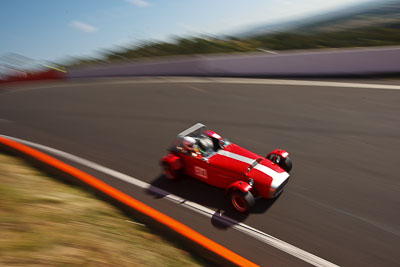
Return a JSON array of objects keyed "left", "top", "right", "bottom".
[{"left": 1, "top": 77, "right": 399, "bottom": 266}]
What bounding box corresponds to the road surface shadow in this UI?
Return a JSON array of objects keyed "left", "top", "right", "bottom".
[{"left": 148, "top": 174, "right": 279, "bottom": 228}]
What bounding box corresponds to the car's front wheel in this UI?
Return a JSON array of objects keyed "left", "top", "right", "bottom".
[
  {"left": 229, "top": 190, "right": 255, "bottom": 213},
  {"left": 280, "top": 156, "right": 292, "bottom": 173},
  {"left": 268, "top": 154, "right": 292, "bottom": 173}
]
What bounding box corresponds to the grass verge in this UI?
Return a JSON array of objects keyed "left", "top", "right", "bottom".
[{"left": 0, "top": 152, "right": 204, "bottom": 266}]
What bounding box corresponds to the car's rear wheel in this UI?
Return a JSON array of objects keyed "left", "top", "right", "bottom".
[
  {"left": 230, "top": 191, "right": 255, "bottom": 213},
  {"left": 162, "top": 162, "right": 180, "bottom": 180}
]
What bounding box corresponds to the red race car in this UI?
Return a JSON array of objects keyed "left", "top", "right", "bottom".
[{"left": 160, "top": 123, "right": 292, "bottom": 212}]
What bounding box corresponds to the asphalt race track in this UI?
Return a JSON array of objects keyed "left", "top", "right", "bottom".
[{"left": 1, "top": 78, "right": 399, "bottom": 266}]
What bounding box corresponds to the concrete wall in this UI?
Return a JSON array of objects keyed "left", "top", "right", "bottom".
[{"left": 67, "top": 46, "right": 400, "bottom": 78}]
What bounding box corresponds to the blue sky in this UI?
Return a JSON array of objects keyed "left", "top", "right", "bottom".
[{"left": 0, "top": 0, "right": 372, "bottom": 63}]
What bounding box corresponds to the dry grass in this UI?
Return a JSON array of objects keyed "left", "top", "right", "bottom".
[{"left": 0, "top": 153, "right": 204, "bottom": 266}]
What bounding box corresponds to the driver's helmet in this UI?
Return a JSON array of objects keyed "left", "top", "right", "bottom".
[{"left": 182, "top": 136, "right": 197, "bottom": 151}]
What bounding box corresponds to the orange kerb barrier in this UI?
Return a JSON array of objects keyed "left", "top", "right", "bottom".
[{"left": 0, "top": 136, "right": 258, "bottom": 267}]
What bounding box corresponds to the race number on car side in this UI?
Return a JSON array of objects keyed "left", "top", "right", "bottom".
[{"left": 194, "top": 166, "right": 208, "bottom": 179}]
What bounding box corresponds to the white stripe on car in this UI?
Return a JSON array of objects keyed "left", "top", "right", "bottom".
[{"left": 216, "top": 150, "right": 289, "bottom": 189}]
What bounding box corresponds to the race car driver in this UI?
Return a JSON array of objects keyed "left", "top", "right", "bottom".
[{"left": 182, "top": 136, "right": 202, "bottom": 158}]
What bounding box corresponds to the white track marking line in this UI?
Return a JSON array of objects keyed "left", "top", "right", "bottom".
[
  {"left": 3, "top": 77, "right": 400, "bottom": 92},
  {"left": 1, "top": 134, "right": 338, "bottom": 267},
  {"left": 186, "top": 85, "right": 208, "bottom": 94}
]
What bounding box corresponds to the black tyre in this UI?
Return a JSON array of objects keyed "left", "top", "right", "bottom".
[
  {"left": 280, "top": 156, "right": 292, "bottom": 173},
  {"left": 162, "top": 162, "right": 181, "bottom": 180},
  {"left": 229, "top": 190, "right": 255, "bottom": 213}
]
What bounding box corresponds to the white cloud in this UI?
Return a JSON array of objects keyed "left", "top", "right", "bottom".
[
  {"left": 125, "top": 0, "right": 151, "bottom": 7},
  {"left": 70, "top": 21, "right": 97, "bottom": 33}
]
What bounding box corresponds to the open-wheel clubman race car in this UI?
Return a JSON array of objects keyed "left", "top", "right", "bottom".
[{"left": 160, "top": 123, "right": 292, "bottom": 213}]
